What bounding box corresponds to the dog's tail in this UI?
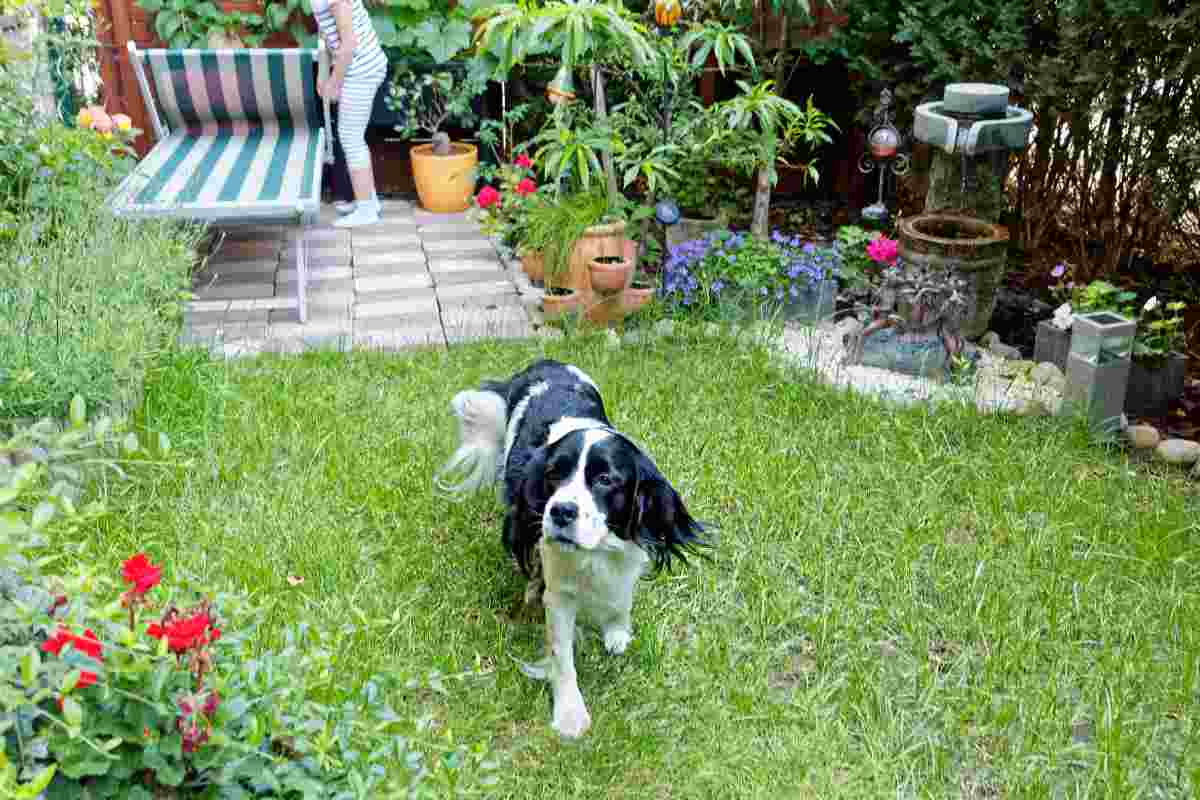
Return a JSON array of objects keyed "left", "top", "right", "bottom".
[{"left": 434, "top": 387, "right": 508, "bottom": 497}]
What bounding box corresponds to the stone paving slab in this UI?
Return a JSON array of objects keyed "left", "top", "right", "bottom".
[
  {"left": 188, "top": 204, "right": 536, "bottom": 354},
  {"left": 355, "top": 273, "right": 433, "bottom": 293},
  {"left": 433, "top": 270, "right": 511, "bottom": 288},
  {"left": 353, "top": 247, "right": 426, "bottom": 266},
  {"left": 355, "top": 295, "right": 441, "bottom": 319}
]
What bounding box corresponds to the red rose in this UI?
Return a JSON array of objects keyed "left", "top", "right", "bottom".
[
  {"left": 514, "top": 153, "right": 532, "bottom": 169},
  {"left": 475, "top": 185, "right": 500, "bottom": 209},
  {"left": 514, "top": 178, "right": 537, "bottom": 196},
  {"left": 122, "top": 553, "right": 162, "bottom": 594}
]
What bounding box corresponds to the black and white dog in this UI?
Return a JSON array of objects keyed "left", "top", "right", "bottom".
[{"left": 436, "top": 359, "right": 706, "bottom": 738}]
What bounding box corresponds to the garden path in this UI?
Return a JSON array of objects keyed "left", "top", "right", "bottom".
[{"left": 181, "top": 198, "right": 543, "bottom": 356}]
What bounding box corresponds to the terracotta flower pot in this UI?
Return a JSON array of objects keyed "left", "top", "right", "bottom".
[
  {"left": 622, "top": 283, "right": 655, "bottom": 313},
  {"left": 543, "top": 290, "right": 581, "bottom": 321},
  {"left": 549, "top": 221, "right": 627, "bottom": 293},
  {"left": 520, "top": 250, "right": 545, "bottom": 283},
  {"left": 588, "top": 255, "right": 633, "bottom": 293},
  {"left": 409, "top": 142, "right": 478, "bottom": 214}
]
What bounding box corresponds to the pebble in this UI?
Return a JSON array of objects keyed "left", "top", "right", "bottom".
[
  {"left": 1124, "top": 424, "right": 1161, "bottom": 450},
  {"left": 1155, "top": 438, "right": 1200, "bottom": 465},
  {"left": 1030, "top": 362, "right": 1065, "bottom": 387}
]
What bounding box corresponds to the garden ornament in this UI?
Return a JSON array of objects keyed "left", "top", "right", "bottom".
[{"left": 858, "top": 88, "right": 910, "bottom": 229}]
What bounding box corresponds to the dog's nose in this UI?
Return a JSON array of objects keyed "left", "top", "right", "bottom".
[{"left": 549, "top": 502, "right": 578, "bottom": 528}]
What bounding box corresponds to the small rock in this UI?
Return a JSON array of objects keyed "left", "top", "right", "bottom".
[
  {"left": 702, "top": 322, "right": 722, "bottom": 338},
  {"left": 996, "top": 359, "right": 1036, "bottom": 378},
  {"left": 988, "top": 334, "right": 1022, "bottom": 360},
  {"left": 652, "top": 319, "right": 676, "bottom": 339},
  {"left": 1155, "top": 438, "right": 1200, "bottom": 466},
  {"left": 982, "top": 331, "right": 1001, "bottom": 348},
  {"left": 1124, "top": 424, "right": 1161, "bottom": 450},
  {"left": 604, "top": 329, "right": 620, "bottom": 349},
  {"left": 1030, "top": 362, "right": 1065, "bottom": 387}
]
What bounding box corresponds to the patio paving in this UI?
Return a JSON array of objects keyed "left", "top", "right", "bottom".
[{"left": 184, "top": 198, "right": 548, "bottom": 356}]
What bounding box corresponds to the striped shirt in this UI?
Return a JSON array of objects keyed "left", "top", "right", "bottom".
[{"left": 311, "top": 0, "right": 387, "bottom": 78}]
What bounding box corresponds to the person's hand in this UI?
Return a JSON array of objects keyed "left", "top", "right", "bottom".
[{"left": 318, "top": 78, "right": 342, "bottom": 102}]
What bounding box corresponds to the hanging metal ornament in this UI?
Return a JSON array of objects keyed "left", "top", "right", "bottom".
[{"left": 858, "top": 88, "right": 911, "bottom": 227}]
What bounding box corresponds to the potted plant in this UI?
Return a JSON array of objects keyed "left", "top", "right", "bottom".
[
  {"left": 543, "top": 287, "right": 582, "bottom": 320},
  {"left": 1127, "top": 296, "right": 1188, "bottom": 418},
  {"left": 705, "top": 84, "right": 838, "bottom": 240},
  {"left": 386, "top": 66, "right": 487, "bottom": 213},
  {"left": 473, "top": 150, "right": 542, "bottom": 270},
  {"left": 588, "top": 238, "right": 635, "bottom": 292}
]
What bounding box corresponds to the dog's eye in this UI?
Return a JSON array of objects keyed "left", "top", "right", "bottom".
[{"left": 595, "top": 473, "right": 615, "bottom": 487}]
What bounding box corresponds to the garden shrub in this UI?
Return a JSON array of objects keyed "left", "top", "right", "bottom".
[{"left": 1, "top": 399, "right": 498, "bottom": 798}]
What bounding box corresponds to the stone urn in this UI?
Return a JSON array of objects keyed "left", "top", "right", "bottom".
[{"left": 898, "top": 213, "right": 1009, "bottom": 340}]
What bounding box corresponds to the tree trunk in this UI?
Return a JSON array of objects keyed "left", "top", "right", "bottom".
[
  {"left": 751, "top": 165, "right": 771, "bottom": 239},
  {"left": 591, "top": 64, "right": 619, "bottom": 207}
]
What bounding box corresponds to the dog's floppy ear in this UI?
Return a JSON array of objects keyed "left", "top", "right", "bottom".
[
  {"left": 506, "top": 445, "right": 551, "bottom": 576},
  {"left": 632, "top": 450, "right": 708, "bottom": 572}
]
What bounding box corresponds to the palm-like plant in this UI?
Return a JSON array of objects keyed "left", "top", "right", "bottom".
[
  {"left": 708, "top": 79, "right": 837, "bottom": 238},
  {"left": 473, "top": 0, "right": 656, "bottom": 206}
]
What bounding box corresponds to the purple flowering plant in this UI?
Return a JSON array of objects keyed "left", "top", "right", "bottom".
[{"left": 660, "top": 229, "right": 839, "bottom": 317}]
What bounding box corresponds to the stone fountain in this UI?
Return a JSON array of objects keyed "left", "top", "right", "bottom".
[{"left": 849, "top": 82, "right": 1033, "bottom": 378}]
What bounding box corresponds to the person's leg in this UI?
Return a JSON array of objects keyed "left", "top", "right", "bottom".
[{"left": 333, "top": 64, "right": 385, "bottom": 227}]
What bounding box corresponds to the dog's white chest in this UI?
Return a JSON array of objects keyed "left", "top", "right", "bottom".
[{"left": 541, "top": 537, "right": 648, "bottom": 623}]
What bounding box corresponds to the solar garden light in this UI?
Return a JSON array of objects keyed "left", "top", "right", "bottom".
[
  {"left": 859, "top": 88, "right": 910, "bottom": 230},
  {"left": 1063, "top": 311, "right": 1136, "bottom": 435}
]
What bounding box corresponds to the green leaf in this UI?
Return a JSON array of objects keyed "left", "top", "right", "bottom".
[
  {"left": 68, "top": 395, "right": 86, "bottom": 428},
  {"left": 137, "top": 0, "right": 162, "bottom": 11},
  {"left": 62, "top": 695, "right": 83, "bottom": 729},
  {"left": 31, "top": 500, "right": 56, "bottom": 530},
  {"left": 14, "top": 763, "right": 56, "bottom": 798},
  {"left": 21, "top": 648, "right": 40, "bottom": 686}
]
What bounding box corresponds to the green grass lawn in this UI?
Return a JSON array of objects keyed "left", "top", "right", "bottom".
[{"left": 79, "top": 333, "right": 1199, "bottom": 798}]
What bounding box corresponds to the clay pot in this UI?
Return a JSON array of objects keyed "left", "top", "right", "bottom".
[
  {"left": 588, "top": 255, "right": 633, "bottom": 293},
  {"left": 408, "top": 142, "right": 479, "bottom": 213},
  {"left": 520, "top": 250, "right": 545, "bottom": 283},
  {"left": 623, "top": 283, "right": 656, "bottom": 313},
  {"left": 897, "top": 213, "right": 1009, "bottom": 339},
  {"left": 542, "top": 289, "right": 581, "bottom": 321}
]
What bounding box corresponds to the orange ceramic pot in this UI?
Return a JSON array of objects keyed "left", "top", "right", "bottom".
[{"left": 409, "top": 142, "right": 478, "bottom": 213}]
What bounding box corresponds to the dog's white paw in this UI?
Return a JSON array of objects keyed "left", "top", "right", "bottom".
[
  {"left": 552, "top": 700, "right": 592, "bottom": 739},
  {"left": 603, "top": 628, "right": 632, "bottom": 655}
]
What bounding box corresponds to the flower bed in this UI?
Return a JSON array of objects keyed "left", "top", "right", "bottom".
[{"left": 660, "top": 229, "right": 838, "bottom": 323}]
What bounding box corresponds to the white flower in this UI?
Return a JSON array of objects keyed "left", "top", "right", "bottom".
[
  {"left": 1051, "top": 302, "right": 1074, "bottom": 331},
  {"left": 1143, "top": 296, "right": 1159, "bottom": 313}
]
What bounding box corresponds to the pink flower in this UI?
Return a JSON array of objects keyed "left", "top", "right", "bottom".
[
  {"left": 866, "top": 237, "right": 899, "bottom": 265},
  {"left": 514, "top": 153, "right": 533, "bottom": 169},
  {"left": 475, "top": 186, "right": 500, "bottom": 209},
  {"left": 514, "top": 178, "right": 536, "bottom": 196}
]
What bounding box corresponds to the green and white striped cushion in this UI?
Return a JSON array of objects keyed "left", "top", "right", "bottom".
[{"left": 112, "top": 48, "right": 325, "bottom": 221}]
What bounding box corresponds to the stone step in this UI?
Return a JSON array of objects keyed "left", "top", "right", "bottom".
[
  {"left": 354, "top": 273, "right": 434, "bottom": 294},
  {"left": 354, "top": 295, "right": 440, "bottom": 319}
]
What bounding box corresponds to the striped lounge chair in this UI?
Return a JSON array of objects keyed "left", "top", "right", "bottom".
[{"left": 110, "top": 43, "right": 334, "bottom": 323}]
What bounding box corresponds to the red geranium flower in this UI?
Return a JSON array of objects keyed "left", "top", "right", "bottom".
[
  {"left": 77, "top": 670, "right": 98, "bottom": 689},
  {"left": 122, "top": 553, "right": 162, "bottom": 594},
  {"left": 514, "top": 178, "right": 537, "bottom": 196},
  {"left": 514, "top": 153, "right": 532, "bottom": 169},
  {"left": 475, "top": 185, "right": 500, "bottom": 209},
  {"left": 41, "top": 627, "right": 103, "bottom": 661},
  {"left": 148, "top": 611, "right": 219, "bottom": 653}
]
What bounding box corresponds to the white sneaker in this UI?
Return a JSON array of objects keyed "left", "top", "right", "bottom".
[
  {"left": 334, "top": 197, "right": 381, "bottom": 216},
  {"left": 332, "top": 203, "right": 380, "bottom": 228}
]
